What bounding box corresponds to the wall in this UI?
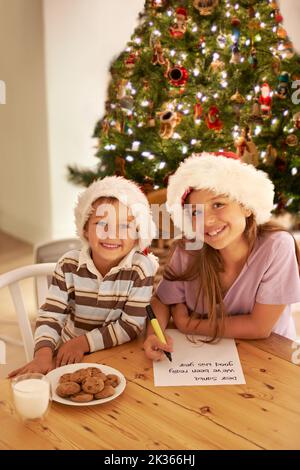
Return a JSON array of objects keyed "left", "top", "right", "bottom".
[
  {"left": 42, "top": 0, "right": 144, "bottom": 241},
  {"left": 0, "top": 0, "right": 51, "bottom": 244},
  {"left": 279, "top": 0, "right": 300, "bottom": 52}
]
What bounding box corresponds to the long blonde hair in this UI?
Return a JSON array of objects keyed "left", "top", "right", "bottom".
[{"left": 164, "top": 215, "right": 300, "bottom": 342}]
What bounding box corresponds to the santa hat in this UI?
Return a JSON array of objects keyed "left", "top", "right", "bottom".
[
  {"left": 75, "top": 176, "right": 157, "bottom": 251},
  {"left": 176, "top": 7, "right": 187, "bottom": 18},
  {"left": 166, "top": 152, "right": 274, "bottom": 239}
]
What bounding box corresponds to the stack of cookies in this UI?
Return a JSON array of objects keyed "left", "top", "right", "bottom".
[{"left": 56, "top": 367, "right": 120, "bottom": 403}]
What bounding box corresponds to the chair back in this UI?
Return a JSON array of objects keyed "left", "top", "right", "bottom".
[
  {"left": 33, "top": 238, "right": 81, "bottom": 302},
  {"left": 34, "top": 238, "right": 81, "bottom": 264},
  {"left": 0, "top": 263, "right": 56, "bottom": 361}
]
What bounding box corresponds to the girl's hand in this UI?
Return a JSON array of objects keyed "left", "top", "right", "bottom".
[
  {"left": 8, "top": 348, "right": 54, "bottom": 378},
  {"left": 143, "top": 334, "right": 173, "bottom": 361},
  {"left": 55, "top": 335, "right": 90, "bottom": 367}
]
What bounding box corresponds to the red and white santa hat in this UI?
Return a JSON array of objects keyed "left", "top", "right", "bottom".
[
  {"left": 75, "top": 176, "right": 157, "bottom": 252},
  {"left": 166, "top": 152, "right": 275, "bottom": 239}
]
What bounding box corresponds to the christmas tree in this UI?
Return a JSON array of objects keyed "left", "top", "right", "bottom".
[{"left": 68, "top": 0, "right": 300, "bottom": 215}]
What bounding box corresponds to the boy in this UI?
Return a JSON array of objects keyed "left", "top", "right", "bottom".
[{"left": 10, "top": 176, "right": 158, "bottom": 376}]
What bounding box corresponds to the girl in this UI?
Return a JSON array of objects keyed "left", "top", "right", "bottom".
[{"left": 144, "top": 152, "right": 300, "bottom": 361}]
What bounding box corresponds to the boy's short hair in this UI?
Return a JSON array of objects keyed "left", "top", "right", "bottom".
[{"left": 75, "top": 176, "right": 157, "bottom": 251}]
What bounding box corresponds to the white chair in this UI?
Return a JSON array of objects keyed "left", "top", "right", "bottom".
[
  {"left": 34, "top": 238, "right": 81, "bottom": 264},
  {"left": 33, "top": 238, "right": 81, "bottom": 303},
  {"left": 0, "top": 263, "right": 56, "bottom": 361}
]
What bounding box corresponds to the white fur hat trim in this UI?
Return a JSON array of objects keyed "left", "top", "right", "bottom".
[
  {"left": 75, "top": 176, "right": 157, "bottom": 251},
  {"left": 166, "top": 153, "right": 274, "bottom": 239}
]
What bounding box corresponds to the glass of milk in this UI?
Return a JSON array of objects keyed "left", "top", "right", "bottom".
[{"left": 11, "top": 373, "right": 51, "bottom": 422}]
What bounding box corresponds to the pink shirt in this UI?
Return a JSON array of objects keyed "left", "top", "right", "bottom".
[{"left": 156, "top": 231, "right": 300, "bottom": 340}]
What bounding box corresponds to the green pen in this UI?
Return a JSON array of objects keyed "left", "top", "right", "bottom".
[{"left": 146, "top": 305, "right": 172, "bottom": 362}]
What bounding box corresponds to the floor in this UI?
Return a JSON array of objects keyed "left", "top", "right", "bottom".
[{"left": 0, "top": 230, "right": 299, "bottom": 379}]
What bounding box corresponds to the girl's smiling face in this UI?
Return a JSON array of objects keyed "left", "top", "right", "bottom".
[{"left": 188, "top": 188, "right": 252, "bottom": 251}]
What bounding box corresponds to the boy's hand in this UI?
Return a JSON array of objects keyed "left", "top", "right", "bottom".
[
  {"left": 56, "top": 335, "right": 90, "bottom": 367},
  {"left": 8, "top": 348, "right": 54, "bottom": 378},
  {"left": 143, "top": 334, "right": 173, "bottom": 361}
]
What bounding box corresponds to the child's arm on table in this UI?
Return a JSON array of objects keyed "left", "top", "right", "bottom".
[
  {"left": 8, "top": 347, "right": 54, "bottom": 377},
  {"left": 9, "top": 258, "right": 71, "bottom": 376},
  {"left": 55, "top": 335, "right": 90, "bottom": 367},
  {"left": 143, "top": 295, "right": 174, "bottom": 361},
  {"left": 171, "top": 302, "right": 286, "bottom": 339}
]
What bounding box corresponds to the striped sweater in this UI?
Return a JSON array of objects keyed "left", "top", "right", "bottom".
[{"left": 34, "top": 248, "right": 158, "bottom": 353}]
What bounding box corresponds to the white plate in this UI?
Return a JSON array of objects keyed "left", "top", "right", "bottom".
[{"left": 46, "top": 363, "right": 126, "bottom": 406}]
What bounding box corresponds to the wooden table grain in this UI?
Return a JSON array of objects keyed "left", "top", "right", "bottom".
[{"left": 0, "top": 333, "right": 299, "bottom": 450}]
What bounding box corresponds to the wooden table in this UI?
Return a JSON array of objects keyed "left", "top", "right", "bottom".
[{"left": 0, "top": 333, "right": 300, "bottom": 450}]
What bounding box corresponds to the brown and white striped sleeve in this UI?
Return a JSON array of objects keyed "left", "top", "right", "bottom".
[
  {"left": 34, "top": 256, "right": 72, "bottom": 353},
  {"left": 85, "top": 253, "right": 157, "bottom": 352}
]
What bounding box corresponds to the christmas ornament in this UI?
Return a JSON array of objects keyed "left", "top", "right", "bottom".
[
  {"left": 293, "top": 112, "right": 300, "bottom": 129},
  {"left": 277, "top": 26, "right": 287, "bottom": 40},
  {"left": 231, "top": 17, "right": 241, "bottom": 42},
  {"left": 234, "top": 126, "right": 259, "bottom": 166},
  {"left": 230, "top": 90, "right": 246, "bottom": 121},
  {"left": 248, "top": 6, "right": 255, "bottom": 18},
  {"left": 193, "top": 0, "right": 219, "bottom": 16},
  {"left": 230, "top": 43, "right": 241, "bottom": 64},
  {"left": 198, "top": 36, "right": 206, "bottom": 48},
  {"left": 250, "top": 96, "right": 262, "bottom": 122},
  {"left": 114, "top": 120, "right": 123, "bottom": 133},
  {"left": 291, "top": 71, "right": 300, "bottom": 81},
  {"left": 101, "top": 117, "right": 110, "bottom": 136},
  {"left": 119, "top": 95, "right": 134, "bottom": 112},
  {"left": 205, "top": 105, "right": 223, "bottom": 131},
  {"left": 114, "top": 156, "right": 126, "bottom": 177},
  {"left": 276, "top": 192, "right": 288, "bottom": 212},
  {"left": 251, "top": 96, "right": 261, "bottom": 121},
  {"left": 248, "top": 47, "right": 258, "bottom": 69},
  {"left": 276, "top": 71, "right": 290, "bottom": 99},
  {"left": 125, "top": 53, "right": 136, "bottom": 69},
  {"left": 169, "top": 7, "right": 187, "bottom": 39},
  {"left": 143, "top": 79, "right": 150, "bottom": 90},
  {"left": 248, "top": 18, "right": 260, "bottom": 31},
  {"left": 275, "top": 153, "right": 287, "bottom": 172},
  {"left": 274, "top": 9, "right": 283, "bottom": 24},
  {"left": 286, "top": 134, "right": 299, "bottom": 147},
  {"left": 124, "top": 52, "right": 138, "bottom": 74},
  {"left": 147, "top": 114, "right": 156, "bottom": 127},
  {"left": 259, "top": 83, "right": 272, "bottom": 118},
  {"left": 265, "top": 144, "right": 278, "bottom": 166},
  {"left": 217, "top": 33, "right": 226, "bottom": 48},
  {"left": 272, "top": 56, "right": 281, "bottom": 75},
  {"left": 167, "top": 65, "right": 189, "bottom": 87},
  {"left": 210, "top": 58, "right": 225, "bottom": 74},
  {"left": 116, "top": 79, "right": 128, "bottom": 100},
  {"left": 152, "top": 40, "right": 166, "bottom": 65},
  {"left": 194, "top": 101, "right": 203, "bottom": 122},
  {"left": 280, "top": 41, "right": 295, "bottom": 60},
  {"left": 158, "top": 109, "right": 182, "bottom": 139},
  {"left": 151, "top": 0, "right": 165, "bottom": 8}
]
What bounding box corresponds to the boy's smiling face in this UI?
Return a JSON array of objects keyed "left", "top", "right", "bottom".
[{"left": 84, "top": 198, "right": 138, "bottom": 272}]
